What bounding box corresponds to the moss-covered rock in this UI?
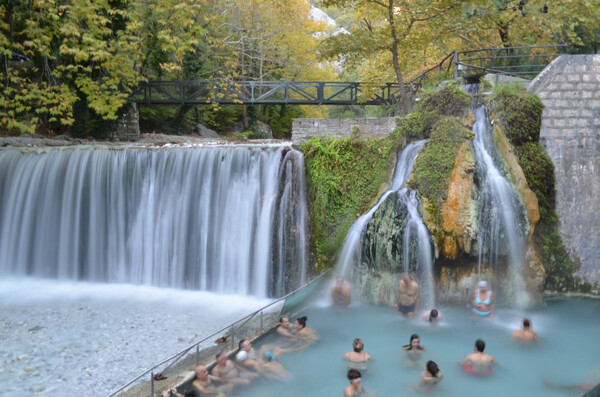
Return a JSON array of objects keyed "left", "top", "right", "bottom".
[
  {"left": 406, "top": 116, "right": 473, "bottom": 226},
  {"left": 440, "top": 141, "right": 477, "bottom": 258},
  {"left": 486, "top": 85, "right": 578, "bottom": 293},
  {"left": 416, "top": 83, "right": 472, "bottom": 119},
  {"left": 488, "top": 87, "right": 544, "bottom": 145},
  {"left": 300, "top": 134, "right": 403, "bottom": 270}
]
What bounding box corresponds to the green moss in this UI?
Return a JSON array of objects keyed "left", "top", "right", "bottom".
[
  {"left": 415, "top": 83, "right": 472, "bottom": 118},
  {"left": 535, "top": 214, "right": 580, "bottom": 291},
  {"left": 488, "top": 86, "right": 581, "bottom": 292},
  {"left": 393, "top": 110, "right": 438, "bottom": 141},
  {"left": 489, "top": 87, "right": 544, "bottom": 145},
  {"left": 300, "top": 134, "right": 401, "bottom": 271},
  {"left": 406, "top": 116, "right": 472, "bottom": 218},
  {"left": 514, "top": 142, "right": 555, "bottom": 217}
]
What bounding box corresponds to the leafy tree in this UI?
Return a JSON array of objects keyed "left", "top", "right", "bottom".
[{"left": 320, "top": 0, "right": 464, "bottom": 113}]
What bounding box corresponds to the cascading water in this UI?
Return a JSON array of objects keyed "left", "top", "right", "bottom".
[
  {"left": 466, "top": 84, "right": 530, "bottom": 306},
  {"left": 397, "top": 188, "right": 435, "bottom": 310},
  {"left": 336, "top": 140, "right": 435, "bottom": 307},
  {"left": 0, "top": 144, "right": 308, "bottom": 298},
  {"left": 273, "top": 148, "right": 309, "bottom": 297}
]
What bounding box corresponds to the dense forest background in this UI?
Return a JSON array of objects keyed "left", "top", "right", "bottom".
[{"left": 1, "top": 0, "right": 598, "bottom": 138}]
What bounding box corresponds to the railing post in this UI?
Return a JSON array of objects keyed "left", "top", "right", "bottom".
[
  {"left": 196, "top": 345, "right": 199, "bottom": 366},
  {"left": 453, "top": 50, "right": 459, "bottom": 80},
  {"left": 318, "top": 82, "right": 324, "bottom": 104},
  {"left": 150, "top": 371, "right": 154, "bottom": 397}
]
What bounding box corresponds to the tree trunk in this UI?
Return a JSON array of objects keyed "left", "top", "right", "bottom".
[
  {"left": 387, "top": 0, "right": 412, "bottom": 115},
  {"left": 172, "top": 104, "right": 193, "bottom": 135}
]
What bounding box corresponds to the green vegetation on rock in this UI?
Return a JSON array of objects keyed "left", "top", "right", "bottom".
[
  {"left": 490, "top": 85, "right": 544, "bottom": 145},
  {"left": 301, "top": 84, "right": 474, "bottom": 271},
  {"left": 407, "top": 117, "right": 472, "bottom": 214},
  {"left": 405, "top": 84, "right": 474, "bottom": 223},
  {"left": 416, "top": 84, "right": 472, "bottom": 118},
  {"left": 488, "top": 86, "right": 581, "bottom": 292},
  {"left": 300, "top": 133, "right": 403, "bottom": 270}
]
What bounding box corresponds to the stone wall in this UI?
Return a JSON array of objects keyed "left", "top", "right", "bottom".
[
  {"left": 528, "top": 55, "right": 600, "bottom": 285},
  {"left": 291, "top": 117, "right": 397, "bottom": 144},
  {"left": 110, "top": 103, "right": 140, "bottom": 141}
]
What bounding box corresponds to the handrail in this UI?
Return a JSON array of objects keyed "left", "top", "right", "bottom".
[
  {"left": 457, "top": 43, "right": 567, "bottom": 55},
  {"left": 455, "top": 44, "right": 567, "bottom": 80},
  {"left": 107, "top": 271, "right": 329, "bottom": 397},
  {"left": 406, "top": 51, "right": 456, "bottom": 90}
]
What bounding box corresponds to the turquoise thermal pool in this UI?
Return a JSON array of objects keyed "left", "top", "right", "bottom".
[{"left": 229, "top": 296, "right": 599, "bottom": 397}]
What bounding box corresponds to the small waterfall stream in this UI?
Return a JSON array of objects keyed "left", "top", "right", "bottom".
[
  {"left": 398, "top": 188, "right": 435, "bottom": 310},
  {"left": 336, "top": 141, "right": 426, "bottom": 277},
  {"left": 335, "top": 140, "right": 435, "bottom": 307},
  {"left": 466, "top": 84, "right": 530, "bottom": 306},
  {"left": 0, "top": 144, "right": 308, "bottom": 298}
]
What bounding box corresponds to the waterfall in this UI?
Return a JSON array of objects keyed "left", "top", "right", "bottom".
[
  {"left": 466, "top": 85, "right": 530, "bottom": 306},
  {"left": 0, "top": 145, "right": 308, "bottom": 298},
  {"left": 336, "top": 141, "right": 426, "bottom": 277},
  {"left": 397, "top": 188, "right": 435, "bottom": 310}
]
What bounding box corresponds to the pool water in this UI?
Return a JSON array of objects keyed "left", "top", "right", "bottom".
[{"left": 231, "top": 296, "right": 600, "bottom": 397}]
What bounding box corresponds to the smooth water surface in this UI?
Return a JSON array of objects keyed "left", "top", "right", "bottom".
[{"left": 233, "top": 296, "right": 600, "bottom": 397}]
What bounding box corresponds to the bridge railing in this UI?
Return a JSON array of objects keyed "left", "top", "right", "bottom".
[
  {"left": 127, "top": 45, "right": 568, "bottom": 106},
  {"left": 129, "top": 80, "right": 414, "bottom": 106},
  {"left": 456, "top": 44, "right": 567, "bottom": 80},
  {"left": 106, "top": 271, "right": 328, "bottom": 397}
]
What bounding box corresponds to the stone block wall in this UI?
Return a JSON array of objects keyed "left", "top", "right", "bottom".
[
  {"left": 291, "top": 117, "right": 397, "bottom": 144},
  {"left": 110, "top": 103, "right": 140, "bottom": 141},
  {"left": 528, "top": 55, "right": 600, "bottom": 285}
]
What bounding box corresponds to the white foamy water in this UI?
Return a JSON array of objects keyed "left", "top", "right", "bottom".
[{"left": 0, "top": 279, "right": 272, "bottom": 397}]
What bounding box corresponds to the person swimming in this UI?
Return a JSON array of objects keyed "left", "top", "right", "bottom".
[
  {"left": 342, "top": 338, "right": 375, "bottom": 371},
  {"left": 403, "top": 334, "right": 426, "bottom": 367},
  {"left": 331, "top": 275, "right": 352, "bottom": 308},
  {"left": 257, "top": 347, "right": 293, "bottom": 382},
  {"left": 460, "top": 339, "right": 498, "bottom": 376},
  {"left": 471, "top": 280, "right": 495, "bottom": 318},
  {"left": 421, "top": 308, "right": 442, "bottom": 323},
  {"left": 343, "top": 369, "right": 375, "bottom": 397},
  {"left": 512, "top": 318, "right": 540, "bottom": 342},
  {"left": 295, "top": 316, "right": 319, "bottom": 341},
  {"left": 419, "top": 360, "right": 443, "bottom": 392},
  {"left": 394, "top": 273, "right": 420, "bottom": 318}
]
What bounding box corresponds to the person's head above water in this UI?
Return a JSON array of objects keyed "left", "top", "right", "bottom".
[
  {"left": 195, "top": 365, "right": 209, "bottom": 379},
  {"left": 347, "top": 368, "right": 361, "bottom": 381},
  {"left": 426, "top": 360, "right": 440, "bottom": 377},
  {"left": 279, "top": 315, "right": 290, "bottom": 327},
  {"left": 523, "top": 318, "right": 531, "bottom": 329},
  {"left": 336, "top": 275, "right": 344, "bottom": 286},
  {"left": 429, "top": 309, "right": 439, "bottom": 321},
  {"left": 478, "top": 280, "right": 488, "bottom": 291},
  {"left": 296, "top": 316, "right": 307, "bottom": 329},
  {"left": 263, "top": 350, "right": 275, "bottom": 362},
  {"left": 402, "top": 273, "right": 412, "bottom": 284},
  {"left": 353, "top": 338, "right": 364, "bottom": 353},
  {"left": 215, "top": 351, "right": 227, "bottom": 365},
  {"left": 475, "top": 339, "right": 486, "bottom": 352},
  {"left": 405, "top": 333, "right": 421, "bottom": 350}
]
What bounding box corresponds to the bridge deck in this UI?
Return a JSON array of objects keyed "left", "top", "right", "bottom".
[{"left": 129, "top": 81, "right": 416, "bottom": 106}]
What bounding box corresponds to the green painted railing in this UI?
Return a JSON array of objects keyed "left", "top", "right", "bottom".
[{"left": 128, "top": 45, "right": 567, "bottom": 106}]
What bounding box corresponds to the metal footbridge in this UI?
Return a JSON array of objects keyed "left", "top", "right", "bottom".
[{"left": 128, "top": 45, "right": 566, "bottom": 106}]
